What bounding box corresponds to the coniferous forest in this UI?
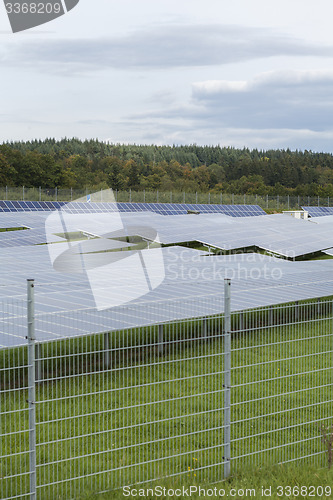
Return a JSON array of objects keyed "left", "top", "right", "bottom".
[{"left": 1, "top": 138, "right": 333, "bottom": 195}]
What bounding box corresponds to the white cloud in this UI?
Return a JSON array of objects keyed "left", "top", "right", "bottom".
[
  {"left": 2, "top": 0, "right": 333, "bottom": 152},
  {"left": 2, "top": 25, "right": 333, "bottom": 75},
  {"left": 193, "top": 70, "right": 333, "bottom": 97},
  {"left": 188, "top": 70, "right": 333, "bottom": 131}
]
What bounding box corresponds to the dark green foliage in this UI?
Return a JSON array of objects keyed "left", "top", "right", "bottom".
[{"left": 2, "top": 139, "right": 333, "bottom": 195}]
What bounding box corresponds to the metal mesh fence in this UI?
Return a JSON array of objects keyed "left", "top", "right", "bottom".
[
  {"left": 230, "top": 299, "right": 333, "bottom": 469},
  {"left": 0, "top": 299, "right": 31, "bottom": 500},
  {"left": 33, "top": 316, "right": 225, "bottom": 498},
  {"left": 0, "top": 186, "right": 332, "bottom": 211},
  {"left": 1, "top": 294, "right": 333, "bottom": 499}
]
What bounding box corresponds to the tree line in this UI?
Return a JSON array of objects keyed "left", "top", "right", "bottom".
[{"left": 1, "top": 138, "right": 333, "bottom": 195}]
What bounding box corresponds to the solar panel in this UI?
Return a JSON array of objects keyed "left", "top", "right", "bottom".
[
  {"left": 0, "top": 200, "right": 266, "bottom": 217},
  {"left": 2, "top": 249, "right": 333, "bottom": 349},
  {"left": 195, "top": 214, "right": 333, "bottom": 257},
  {"left": 302, "top": 206, "right": 333, "bottom": 217},
  {"left": 0, "top": 228, "right": 65, "bottom": 247}
]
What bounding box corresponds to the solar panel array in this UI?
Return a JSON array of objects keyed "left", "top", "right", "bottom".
[
  {"left": 2, "top": 249, "right": 333, "bottom": 348},
  {"left": 134, "top": 213, "right": 333, "bottom": 257},
  {"left": 302, "top": 206, "right": 333, "bottom": 217},
  {"left": 1, "top": 200, "right": 333, "bottom": 349},
  {"left": 0, "top": 200, "right": 265, "bottom": 217},
  {"left": 0, "top": 208, "right": 333, "bottom": 257}
]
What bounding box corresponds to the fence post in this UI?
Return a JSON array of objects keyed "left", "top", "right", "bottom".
[
  {"left": 5, "top": 185, "right": 7, "bottom": 200},
  {"left": 71, "top": 187, "right": 73, "bottom": 201},
  {"left": 27, "top": 279, "right": 36, "bottom": 500},
  {"left": 129, "top": 188, "right": 132, "bottom": 202},
  {"left": 157, "top": 190, "right": 159, "bottom": 203},
  {"left": 39, "top": 186, "right": 41, "bottom": 202},
  {"left": 287, "top": 195, "right": 289, "bottom": 210},
  {"left": 23, "top": 185, "right": 25, "bottom": 201},
  {"left": 144, "top": 189, "right": 146, "bottom": 203},
  {"left": 266, "top": 194, "right": 268, "bottom": 209},
  {"left": 224, "top": 279, "right": 231, "bottom": 478}
]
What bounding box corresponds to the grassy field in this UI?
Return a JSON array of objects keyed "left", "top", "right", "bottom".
[
  {"left": 80, "top": 464, "right": 333, "bottom": 500},
  {"left": 1, "top": 303, "right": 333, "bottom": 499}
]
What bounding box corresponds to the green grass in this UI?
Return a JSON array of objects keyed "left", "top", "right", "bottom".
[
  {"left": 0, "top": 226, "right": 27, "bottom": 232},
  {"left": 1, "top": 304, "right": 333, "bottom": 499},
  {"left": 79, "top": 464, "right": 333, "bottom": 499}
]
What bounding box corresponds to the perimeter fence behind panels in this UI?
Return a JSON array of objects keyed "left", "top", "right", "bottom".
[
  {"left": 1, "top": 294, "right": 333, "bottom": 499},
  {"left": 0, "top": 186, "right": 332, "bottom": 212}
]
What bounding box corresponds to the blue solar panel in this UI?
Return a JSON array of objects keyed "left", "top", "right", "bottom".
[
  {"left": 0, "top": 200, "right": 266, "bottom": 217},
  {"left": 302, "top": 206, "right": 333, "bottom": 217}
]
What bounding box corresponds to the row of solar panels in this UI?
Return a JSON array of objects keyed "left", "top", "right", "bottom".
[
  {"left": 0, "top": 200, "right": 265, "bottom": 217},
  {"left": 1, "top": 208, "right": 333, "bottom": 256},
  {"left": 302, "top": 206, "right": 333, "bottom": 217},
  {"left": 2, "top": 245, "right": 333, "bottom": 348}
]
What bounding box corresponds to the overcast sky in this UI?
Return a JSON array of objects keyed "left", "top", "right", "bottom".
[{"left": 1, "top": 0, "right": 333, "bottom": 152}]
